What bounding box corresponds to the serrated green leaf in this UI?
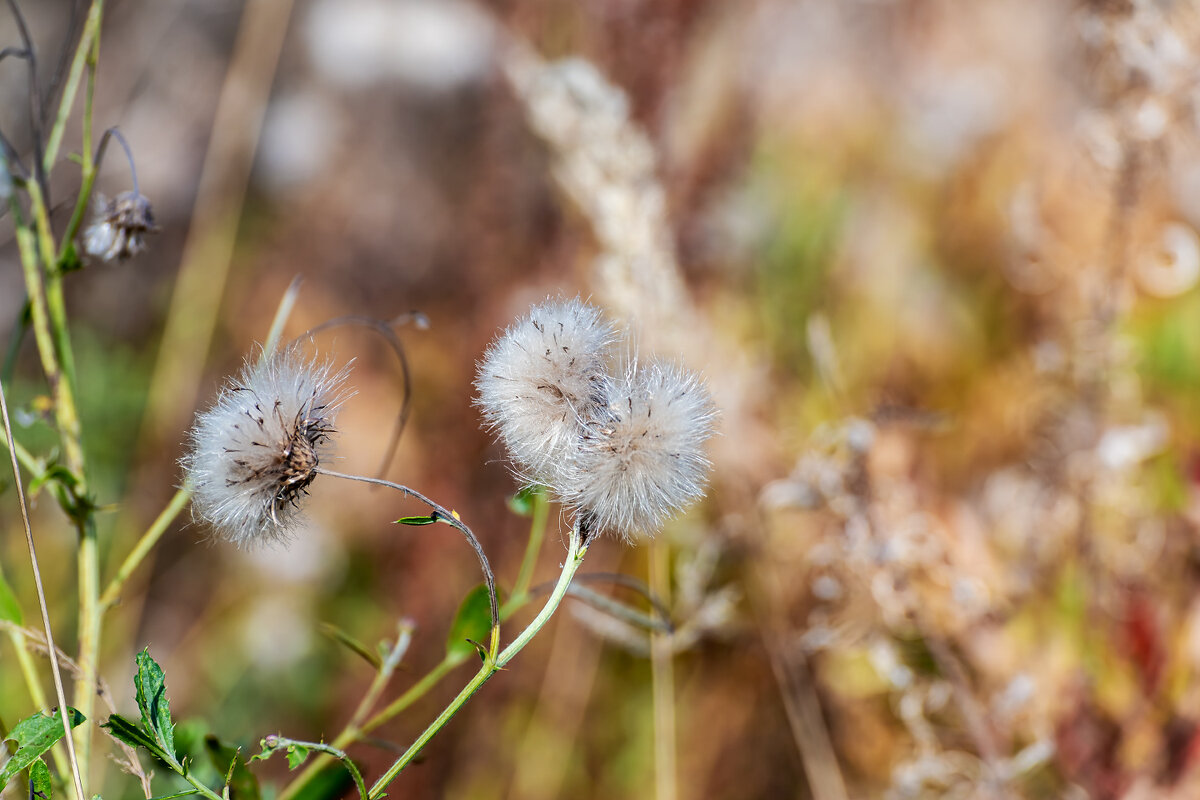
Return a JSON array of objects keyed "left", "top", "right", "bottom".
[
  {"left": 0, "top": 708, "right": 85, "bottom": 792},
  {"left": 0, "top": 568, "right": 22, "bottom": 624},
  {"left": 286, "top": 745, "right": 310, "bottom": 770},
  {"left": 204, "top": 736, "right": 261, "bottom": 800},
  {"left": 102, "top": 714, "right": 172, "bottom": 764},
  {"left": 30, "top": 757, "right": 51, "bottom": 800},
  {"left": 135, "top": 649, "right": 175, "bottom": 758},
  {"left": 395, "top": 515, "right": 436, "bottom": 526},
  {"left": 506, "top": 485, "right": 541, "bottom": 517},
  {"left": 445, "top": 584, "right": 494, "bottom": 662},
  {"left": 317, "top": 623, "right": 382, "bottom": 669}
]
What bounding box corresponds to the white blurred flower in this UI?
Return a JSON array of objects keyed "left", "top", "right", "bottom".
[{"left": 82, "top": 191, "right": 157, "bottom": 262}]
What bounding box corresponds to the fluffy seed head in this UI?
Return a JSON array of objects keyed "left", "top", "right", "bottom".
[
  {"left": 475, "top": 298, "right": 618, "bottom": 485},
  {"left": 83, "top": 191, "right": 158, "bottom": 262},
  {"left": 563, "top": 360, "right": 716, "bottom": 539},
  {"left": 181, "top": 346, "right": 350, "bottom": 547}
]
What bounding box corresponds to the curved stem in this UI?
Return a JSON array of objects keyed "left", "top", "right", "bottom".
[
  {"left": 315, "top": 468, "right": 499, "bottom": 641},
  {"left": 366, "top": 522, "right": 587, "bottom": 799}
]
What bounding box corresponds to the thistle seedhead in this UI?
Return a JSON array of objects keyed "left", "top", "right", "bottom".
[
  {"left": 82, "top": 191, "right": 158, "bottom": 262},
  {"left": 475, "top": 298, "right": 618, "bottom": 486},
  {"left": 181, "top": 346, "right": 351, "bottom": 547},
  {"left": 563, "top": 360, "right": 716, "bottom": 540}
]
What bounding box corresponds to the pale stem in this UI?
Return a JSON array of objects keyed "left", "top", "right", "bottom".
[
  {"left": 98, "top": 487, "right": 192, "bottom": 610},
  {"left": 650, "top": 538, "right": 677, "bottom": 800}
]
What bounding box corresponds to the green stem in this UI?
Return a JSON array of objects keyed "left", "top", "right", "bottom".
[
  {"left": 262, "top": 737, "right": 367, "bottom": 800},
  {"left": 366, "top": 524, "right": 587, "bottom": 799},
  {"left": 42, "top": 0, "right": 103, "bottom": 173},
  {"left": 98, "top": 487, "right": 191, "bottom": 610},
  {"left": 507, "top": 487, "right": 548, "bottom": 608}
]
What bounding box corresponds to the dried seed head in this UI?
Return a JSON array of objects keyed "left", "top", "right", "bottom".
[
  {"left": 475, "top": 298, "right": 618, "bottom": 486},
  {"left": 82, "top": 191, "right": 158, "bottom": 262},
  {"left": 561, "top": 360, "right": 716, "bottom": 540},
  {"left": 181, "top": 346, "right": 351, "bottom": 547}
]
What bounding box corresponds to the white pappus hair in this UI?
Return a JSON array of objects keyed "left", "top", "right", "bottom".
[
  {"left": 474, "top": 298, "right": 618, "bottom": 487},
  {"left": 562, "top": 360, "right": 716, "bottom": 540},
  {"left": 181, "top": 345, "right": 351, "bottom": 547}
]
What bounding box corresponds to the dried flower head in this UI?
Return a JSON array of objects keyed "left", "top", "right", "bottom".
[
  {"left": 563, "top": 360, "right": 716, "bottom": 539},
  {"left": 82, "top": 191, "right": 158, "bottom": 262},
  {"left": 181, "top": 346, "right": 351, "bottom": 547},
  {"left": 475, "top": 298, "right": 618, "bottom": 485}
]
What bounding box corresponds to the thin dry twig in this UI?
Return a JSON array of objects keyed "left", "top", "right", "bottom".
[{"left": 0, "top": 380, "right": 87, "bottom": 800}]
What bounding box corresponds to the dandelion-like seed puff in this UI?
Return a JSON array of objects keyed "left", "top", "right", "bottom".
[
  {"left": 181, "top": 346, "right": 351, "bottom": 547},
  {"left": 565, "top": 360, "right": 716, "bottom": 539},
  {"left": 477, "top": 299, "right": 716, "bottom": 540},
  {"left": 475, "top": 298, "right": 617, "bottom": 487}
]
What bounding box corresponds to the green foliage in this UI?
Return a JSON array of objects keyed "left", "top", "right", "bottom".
[
  {"left": 104, "top": 650, "right": 182, "bottom": 771},
  {"left": 506, "top": 485, "right": 541, "bottom": 517},
  {"left": 29, "top": 757, "right": 51, "bottom": 800},
  {"left": 446, "top": 584, "right": 496, "bottom": 662},
  {"left": 318, "top": 622, "right": 382, "bottom": 669},
  {"left": 0, "top": 708, "right": 85, "bottom": 793},
  {"left": 0, "top": 569, "right": 22, "bottom": 624},
  {"left": 395, "top": 514, "right": 437, "bottom": 526},
  {"left": 204, "top": 735, "right": 261, "bottom": 800}
]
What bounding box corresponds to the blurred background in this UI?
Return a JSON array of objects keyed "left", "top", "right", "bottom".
[{"left": 3, "top": 0, "right": 1200, "bottom": 798}]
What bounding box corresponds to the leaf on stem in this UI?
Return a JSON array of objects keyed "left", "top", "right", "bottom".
[
  {"left": 445, "top": 584, "right": 496, "bottom": 662},
  {"left": 30, "top": 757, "right": 51, "bottom": 800},
  {"left": 395, "top": 515, "right": 437, "bottom": 526},
  {"left": 135, "top": 648, "right": 176, "bottom": 759},
  {"left": 0, "top": 708, "right": 86, "bottom": 792},
  {"left": 317, "top": 623, "right": 382, "bottom": 670},
  {"left": 102, "top": 714, "right": 172, "bottom": 765}
]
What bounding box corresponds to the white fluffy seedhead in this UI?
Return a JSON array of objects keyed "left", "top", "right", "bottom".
[
  {"left": 563, "top": 360, "right": 716, "bottom": 540},
  {"left": 181, "top": 346, "right": 351, "bottom": 547},
  {"left": 475, "top": 298, "right": 618, "bottom": 485}
]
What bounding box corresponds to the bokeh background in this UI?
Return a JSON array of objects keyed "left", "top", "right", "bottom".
[{"left": 4, "top": 1, "right": 1200, "bottom": 798}]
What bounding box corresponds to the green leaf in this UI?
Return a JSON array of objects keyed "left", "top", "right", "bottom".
[
  {"left": 0, "top": 708, "right": 86, "bottom": 792},
  {"left": 506, "top": 485, "right": 541, "bottom": 517},
  {"left": 445, "top": 584, "right": 495, "bottom": 662},
  {"left": 102, "top": 714, "right": 172, "bottom": 764},
  {"left": 395, "top": 515, "right": 436, "bottom": 526},
  {"left": 30, "top": 757, "right": 51, "bottom": 800},
  {"left": 317, "top": 623, "right": 381, "bottom": 669},
  {"left": 251, "top": 737, "right": 309, "bottom": 770},
  {"left": 285, "top": 744, "right": 310, "bottom": 770},
  {"left": 204, "top": 736, "right": 261, "bottom": 800},
  {"left": 27, "top": 465, "right": 79, "bottom": 499},
  {"left": 135, "top": 649, "right": 176, "bottom": 758},
  {"left": 0, "top": 568, "right": 22, "bottom": 624}
]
